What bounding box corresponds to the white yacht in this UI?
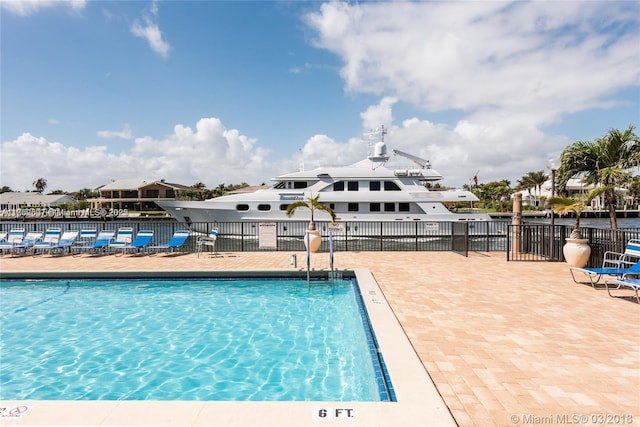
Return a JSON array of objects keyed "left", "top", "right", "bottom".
[{"left": 157, "top": 126, "right": 491, "bottom": 233}]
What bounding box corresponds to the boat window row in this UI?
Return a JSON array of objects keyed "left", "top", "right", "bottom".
[
  {"left": 272, "top": 181, "right": 309, "bottom": 189},
  {"left": 333, "top": 181, "right": 401, "bottom": 191},
  {"left": 235, "top": 202, "right": 410, "bottom": 212},
  {"left": 272, "top": 180, "right": 402, "bottom": 191}
]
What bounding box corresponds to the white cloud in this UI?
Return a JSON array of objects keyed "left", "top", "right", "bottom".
[
  {"left": 304, "top": 1, "right": 639, "bottom": 184},
  {"left": 1, "top": 0, "right": 86, "bottom": 16},
  {"left": 0, "top": 119, "right": 276, "bottom": 192},
  {"left": 306, "top": 2, "right": 638, "bottom": 116},
  {"left": 48, "top": 118, "right": 59, "bottom": 125},
  {"left": 97, "top": 124, "right": 133, "bottom": 140},
  {"left": 131, "top": 8, "right": 171, "bottom": 59}
]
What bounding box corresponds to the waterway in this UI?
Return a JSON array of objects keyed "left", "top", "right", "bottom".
[{"left": 522, "top": 217, "right": 640, "bottom": 230}]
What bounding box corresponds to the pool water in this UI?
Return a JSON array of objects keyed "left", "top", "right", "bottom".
[{"left": 0, "top": 278, "right": 390, "bottom": 401}]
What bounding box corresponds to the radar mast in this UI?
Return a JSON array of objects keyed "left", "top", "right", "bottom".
[{"left": 364, "top": 125, "right": 389, "bottom": 167}]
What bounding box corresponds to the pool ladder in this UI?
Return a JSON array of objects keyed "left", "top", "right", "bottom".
[{"left": 304, "top": 231, "right": 340, "bottom": 285}]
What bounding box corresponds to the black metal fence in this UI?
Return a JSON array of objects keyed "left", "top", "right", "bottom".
[
  {"left": 1, "top": 219, "right": 509, "bottom": 254},
  {"left": 4, "top": 219, "right": 637, "bottom": 266},
  {"left": 507, "top": 223, "right": 640, "bottom": 267}
]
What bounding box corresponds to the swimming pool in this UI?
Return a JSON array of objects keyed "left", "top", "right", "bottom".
[{"left": 0, "top": 277, "right": 393, "bottom": 402}]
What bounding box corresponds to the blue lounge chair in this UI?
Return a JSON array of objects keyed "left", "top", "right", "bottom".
[
  {"left": 570, "top": 261, "right": 640, "bottom": 289},
  {"left": 31, "top": 228, "right": 63, "bottom": 255},
  {"left": 601, "top": 239, "right": 640, "bottom": 269},
  {"left": 0, "top": 228, "right": 25, "bottom": 255},
  {"left": 47, "top": 230, "right": 79, "bottom": 256},
  {"left": 75, "top": 230, "right": 115, "bottom": 255},
  {"left": 108, "top": 227, "right": 134, "bottom": 253},
  {"left": 10, "top": 231, "right": 43, "bottom": 256},
  {"left": 112, "top": 230, "right": 154, "bottom": 255},
  {"left": 148, "top": 230, "right": 190, "bottom": 255},
  {"left": 569, "top": 262, "right": 640, "bottom": 289},
  {"left": 605, "top": 277, "right": 640, "bottom": 303}
]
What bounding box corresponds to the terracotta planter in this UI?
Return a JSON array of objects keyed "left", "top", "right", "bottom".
[
  {"left": 562, "top": 238, "right": 591, "bottom": 268},
  {"left": 305, "top": 230, "right": 322, "bottom": 253}
]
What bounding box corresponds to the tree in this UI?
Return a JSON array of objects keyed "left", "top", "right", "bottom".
[
  {"left": 33, "top": 178, "right": 48, "bottom": 193},
  {"left": 548, "top": 187, "right": 608, "bottom": 239},
  {"left": 516, "top": 170, "right": 549, "bottom": 207},
  {"left": 528, "top": 170, "right": 548, "bottom": 206},
  {"left": 75, "top": 188, "right": 98, "bottom": 200},
  {"left": 628, "top": 176, "right": 640, "bottom": 208},
  {"left": 557, "top": 125, "right": 640, "bottom": 234},
  {"left": 285, "top": 193, "right": 336, "bottom": 230},
  {"left": 475, "top": 180, "right": 513, "bottom": 212},
  {"left": 0, "top": 186, "right": 12, "bottom": 194},
  {"left": 515, "top": 175, "right": 534, "bottom": 205}
]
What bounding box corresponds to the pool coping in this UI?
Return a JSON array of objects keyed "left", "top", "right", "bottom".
[{"left": 0, "top": 269, "right": 456, "bottom": 426}]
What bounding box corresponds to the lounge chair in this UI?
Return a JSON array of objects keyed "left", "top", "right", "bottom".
[
  {"left": 31, "top": 228, "right": 63, "bottom": 255},
  {"left": 0, "top": 232, "right": 7, "bottom": 242},
  {"left": 196, "top": 229, "right": 218, "bottom": 258},
  {"left": 605, "top": 277, "right": 640, "bottom": 303},
  {"left": 570, "top": 261, "right": 640, "bottom": 289},
  {"left": 47, "top": 230, "right": 79, "bottom": 256},
  {"left": 108, "top": 227, "right": 134, "bottom": 253},
  {"left": 148, "top": 230, "right": 190, "bottom": 255},
  {"left": 10, "top": 231, "right": 43, "bottom": 256},
  {"left": 0, "top": 228, "right": 25, "bottom": 255},
  {"left": 112, "top": 230, "right": 154, "bottom": 255},
  {"left": 75, "top": 230, "right": 115, "bottom": 255},
  {"left": 601, "top": 239, "right": 640, "bottom": 269}
]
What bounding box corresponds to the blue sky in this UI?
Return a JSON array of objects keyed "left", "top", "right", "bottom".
[{"left": 1, "top": 0, "right": 638, "bottom": 193}]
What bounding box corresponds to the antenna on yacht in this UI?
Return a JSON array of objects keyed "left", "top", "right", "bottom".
[
  {"left": 364, "top": 125, "right": 389, "bottom": 167},
  {"left": 392, "top": 149, "right": 431, "bottom": 169}
]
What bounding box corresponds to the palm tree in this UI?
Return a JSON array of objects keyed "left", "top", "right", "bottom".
[
  {"left": 516, "top": 175, "right": 535, "bottom": 206},
  {"left": 528, "top": 170, "right": 549, "bottom": 206},
  {"left": 285, "top": 194, "right": 336, "bottom": 230},
  {"left": 556, "top": 125, "right": 640, "bottom": 234},
  {"left": 548, "top": 187, "right": 608, "bottom": 239},
  {"left": 33, "top": 178, "right": 48, "bottom": 193}
]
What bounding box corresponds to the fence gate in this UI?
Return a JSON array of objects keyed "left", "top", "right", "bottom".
[
  {"left": 451, "top": 222, "right": 469, "bottom": 257},
  {"left": 507, "top": 223, "right": 565, "bottom": 262}
]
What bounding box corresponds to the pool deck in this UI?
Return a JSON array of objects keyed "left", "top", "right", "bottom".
[{"left": 1, "top": 251, "right": 639, "bottom": 426}]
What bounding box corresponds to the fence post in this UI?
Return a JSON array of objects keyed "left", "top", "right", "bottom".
[{"left": 511, "top": 193, "right": 523, "bottom": 258}]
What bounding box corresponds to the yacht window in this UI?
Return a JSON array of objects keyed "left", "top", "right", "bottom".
[
  {"left": 348, "top": 203, "right": 359, "bottom": 212},
  {"left": 334, "top": 182, "right": 345, "bottom": 191},
  {"left": 293, "top": 181, "right": 307, "bottom": 189},
  {"left": 399, "top": 203, "right": 410, "bottom": 212},
  {"left": 384, "top": 203, "right": 395, "bottom": 212},
  {"left": 384, "top": 181, "right": 401, "bottom": 191},
  {"left": 257, "top": 204, "right": 271, "bottom": 211},
  {"left": 273, "top": 182, "right": 286, "bottom": 189},
  {"left": 348, "top": 181, "right": 359, "bottom": 191},
  {"left": 236, "top": 204, "right": 250, "bottom": 211},
  {"left": 369, "top": 181, "right": 381, "bottom": 191},
  {"left": 370, "top": 203, "right": 381, "bottom": 212},
  {"left": 279, "top": 204, "right": 289, "bottom": 211},
  {"left": 329, "top": 203, "right": 336, "bottom": 210}
]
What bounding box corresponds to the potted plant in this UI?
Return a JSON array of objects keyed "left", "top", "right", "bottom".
[
  {"left": 285, "top": 193, "right": 336, "bottom": 252},
  {"left": 548, "top": 187, "right": 606, "bottom": 267}
]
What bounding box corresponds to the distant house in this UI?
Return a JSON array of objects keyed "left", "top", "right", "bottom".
[
  {"left": 539, "top": 176, "right": 628, "bottom": 210},
  {"left": 90, "top": 179, "right": 195, "bottom": 212},
  {"left": 0, "top": 192, "right": 75, "bottom": 210}
]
